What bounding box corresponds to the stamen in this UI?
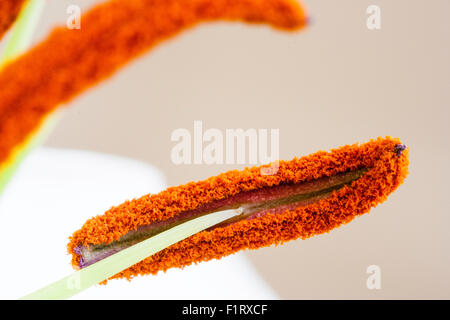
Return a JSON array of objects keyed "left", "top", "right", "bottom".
[{"left": 78, "top": 169, "right": 365, "bottom": 268}]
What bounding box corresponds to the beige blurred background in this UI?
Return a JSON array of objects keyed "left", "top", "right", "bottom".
[{"left": 14, "top": 0, "right": 450, "bottom": 298}]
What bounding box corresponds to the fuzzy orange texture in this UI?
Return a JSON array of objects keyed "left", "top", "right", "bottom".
[
  {"left": 68, "top": 137, "right": 409, "bottom": 281},
  {"left": 0, "top": 0, "right": 25, "bottom": 40},
  {"left": 0, "top": 0, "right": 307, "bottom": 166}
]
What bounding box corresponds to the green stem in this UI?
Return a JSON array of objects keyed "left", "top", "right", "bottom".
[{"left": 21, "top": 208, "right": 241, "bottom": 300}]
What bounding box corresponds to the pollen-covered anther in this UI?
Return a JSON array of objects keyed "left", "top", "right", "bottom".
[{"left": 68, "top": 137, "right": 409, "bottom": 282}]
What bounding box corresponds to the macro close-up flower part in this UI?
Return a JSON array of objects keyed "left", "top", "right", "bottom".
[
  {"left": 69, "top": 137, "right": 409, "bottom": 281},
  {"left": 0, "top": 0, "right": 307, "bottom": 173},
  {"left": 2, "top": 0, "right": 448, "bottom": 303}
]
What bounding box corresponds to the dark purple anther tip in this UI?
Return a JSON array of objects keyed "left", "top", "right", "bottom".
[
  {"left": 394, "top": 144, "right": 407, "bottom": 156},
  {"left": 73, "top": 245, "right": 82, "bottom": 255},
  {"left": 79, "top": 256, "right": 86, "bottom": 269},
  {"left": 74, "top": 245, "right": 87, "bottom": 268}
]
